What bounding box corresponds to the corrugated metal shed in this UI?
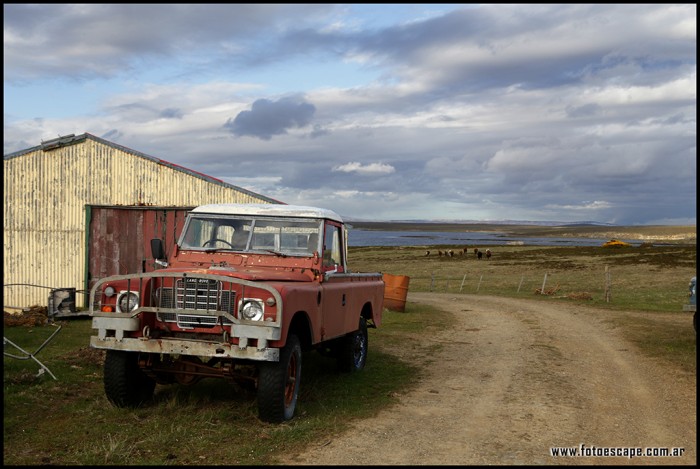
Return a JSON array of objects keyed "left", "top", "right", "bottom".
[{"left": 4, "top": 133, "right": 281, "bottom": 309}]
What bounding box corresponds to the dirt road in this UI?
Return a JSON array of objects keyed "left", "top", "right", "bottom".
[{"left": 289, "top": 292, "right": 696, "bottom": 466}]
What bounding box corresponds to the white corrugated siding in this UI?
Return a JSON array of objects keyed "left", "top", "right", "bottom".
[{"left": 3, "top": 137, "right": 274, "bottom": 309}]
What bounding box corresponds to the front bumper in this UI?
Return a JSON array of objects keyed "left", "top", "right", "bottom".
[
  {"left": 90, "top": 311, "right": 280, "bottom": 361},
  {"left": 89, "top": 272, "right": 283, "bottom": 362},
  {"left": 89, "top": 335, "right": 279, "bottom": 361}
]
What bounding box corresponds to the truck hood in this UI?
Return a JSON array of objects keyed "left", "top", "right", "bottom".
[{"left": 155, "top": 266, "right": 311, "bottom": 282}]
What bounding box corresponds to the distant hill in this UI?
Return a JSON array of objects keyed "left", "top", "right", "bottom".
[
  {"left": 344, "top": 218, "right": 616, "bottom": 227},
  {"left": 345, "top": 220, "right": 696, "bottom": 244}
]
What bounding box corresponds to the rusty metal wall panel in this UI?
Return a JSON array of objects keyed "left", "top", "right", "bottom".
[
  {"left": 142, "top": 208, "right": 190, "bottom": 262},
  {"left": 4, "top": 136, "right": 274, "bottom": 309},
  {"left": 87, "top": 208, "right": 145, "bottom": 296},
  {"left": 87, "top": 207, "right": 191, "bottom": 295}
]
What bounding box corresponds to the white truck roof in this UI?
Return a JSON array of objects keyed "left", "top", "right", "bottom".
[{"left": 191, "top": 203, "right": 344, "bottom": 223}]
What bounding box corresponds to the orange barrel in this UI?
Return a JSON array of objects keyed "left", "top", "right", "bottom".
[{"left": 382, "top": 273, "right": 410, "bottom": 312}]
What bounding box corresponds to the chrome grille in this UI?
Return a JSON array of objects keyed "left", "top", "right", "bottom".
[{"left": 155, "top": 278, "right": 234, "bottom": 328}]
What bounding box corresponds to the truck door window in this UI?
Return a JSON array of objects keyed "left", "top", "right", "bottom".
[{"left": 323, "top": 224, "right": 344, "bottom": 272}]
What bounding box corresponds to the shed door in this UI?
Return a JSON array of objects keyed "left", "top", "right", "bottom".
[{"left": 87, "top": 207, "right": 190, "bottom": 295}]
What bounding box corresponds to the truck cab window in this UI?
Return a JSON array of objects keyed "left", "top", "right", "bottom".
[{"left": 323, "top": 223, "right": 344, "bottom": 272}]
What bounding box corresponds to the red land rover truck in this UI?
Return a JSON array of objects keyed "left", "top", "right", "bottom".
[{"left": 89, "top": 203, "right": 384, "bottom": 423}]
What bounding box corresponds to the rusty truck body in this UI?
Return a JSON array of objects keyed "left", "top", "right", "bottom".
[{"left": 89, "top": 203, "right": 384, "bottom": 422}]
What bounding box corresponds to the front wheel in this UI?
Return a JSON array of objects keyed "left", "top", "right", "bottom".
[
  {"left": 103, "top": 350, "right": 156, "bottom": 407},
  {"left": 257, "top": 334, "right": 302, "bottom": 423},
  {"left": 337, "top": 317, "right": 368, "bottom": 372}
]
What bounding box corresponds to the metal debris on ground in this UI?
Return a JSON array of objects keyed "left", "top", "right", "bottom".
[{"left": 4, "top": 306, "right": 62, "bottom": 380}]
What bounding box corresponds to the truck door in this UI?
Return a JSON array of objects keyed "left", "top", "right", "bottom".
[{"left": 320, "top": 221, "right": 349, "bottom": 340}]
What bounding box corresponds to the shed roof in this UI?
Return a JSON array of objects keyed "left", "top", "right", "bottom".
[{"left": 3, "top": 132, "right": 282, "bottom": 205}]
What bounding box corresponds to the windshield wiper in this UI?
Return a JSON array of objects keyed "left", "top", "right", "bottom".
[
  {"left": 201, "top": 247, "right": 228, "bottom": 252},
  {"left": 262, "top": 249, "right": 288, "bottom": 258}
]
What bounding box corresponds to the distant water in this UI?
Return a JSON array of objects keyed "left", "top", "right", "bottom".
[{"left": 346, "top": 228, "right": 636, "bottom": 248}]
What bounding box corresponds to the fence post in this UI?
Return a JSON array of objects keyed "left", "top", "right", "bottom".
[
  {"left": 430, "top": 272, "right": 435, "bottom": 292},
  {"left": 460, "top": 274, "right": 467, "bottom": 292},
  {"left": 604, "top": 265, "right": 612, "bottom": 302},
  {"left": 540, "top": 273, "right": 548, "bottom": 295},
  {"left": 476, "top": 275, "right": 483, "bottom": 293},
  {"left": 517, "top": 275, "right": 524, "bottom": 293}
]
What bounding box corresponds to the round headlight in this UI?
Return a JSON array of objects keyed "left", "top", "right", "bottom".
[
  {"left": 104, "top": 286, "right": 116, "bottom": 297},
  {"left": 240, "top": 299, "right": 264, "bottom": 321},
  {"left": 117, "top": 291, "right": 139, "bottom": 312}
]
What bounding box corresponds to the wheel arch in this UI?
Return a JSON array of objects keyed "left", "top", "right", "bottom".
[
  {"left": 288, "top": 310, "right": 313, "bottom": 352},
  {"left": 361, "top": 301, "right": 378, "bottom": 328}
]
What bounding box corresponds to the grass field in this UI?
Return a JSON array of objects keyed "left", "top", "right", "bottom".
[
  {"left": 349, "top": 243, "right": 696, "bottom": 312},
  {"left": 4, "top": 229, "right": 696, "bottom": 465}
]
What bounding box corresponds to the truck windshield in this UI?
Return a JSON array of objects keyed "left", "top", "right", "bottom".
[{"left": 179, "top": 215, "right": 322, "bottom": 256}]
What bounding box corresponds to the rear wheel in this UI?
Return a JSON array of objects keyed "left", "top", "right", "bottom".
[
  {"left": 104, "top": 350, "right": 156, "bottom": 407},
  {"left": 257, "top": 334, "right": 302, "bottom": 423},
  {"left": 337, "top": 317, "right": 368, "bottom": 372}
]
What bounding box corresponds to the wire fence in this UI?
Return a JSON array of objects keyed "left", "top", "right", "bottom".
[{"left": 402, "top": 267, "right": 651, "bottom": 305}]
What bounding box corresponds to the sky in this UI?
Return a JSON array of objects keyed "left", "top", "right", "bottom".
[{"left": 3, "top": 4, "right": 697, "bottom": 225}]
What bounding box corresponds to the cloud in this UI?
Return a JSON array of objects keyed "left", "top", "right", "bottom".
[
  {"left": 332, "top": 162, "right": 396, "bottom": 175},
  {"left": 3, "top": 4, "right": 335, "bottom": 82},
  {"left": 223, "top": 97, "right": 316, "bottom": 140},
  {"left": 545, "top": 200, "right": 613, "bottom": 211},
  {"left": 159, "top": 108, "right": 184, "bottom": 119},
  {"left": 3, "top": 4, "right": 696, "bottom": 225},
  {"left": 566, "top": 103, "right": 602, "bottom": 118}
]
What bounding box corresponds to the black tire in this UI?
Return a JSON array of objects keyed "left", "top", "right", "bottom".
[
  {"left": 337, "top": 317, "right": 368, "bottom": 373},
  {"left": 257, "top": 334, "right": 302, "bottom": 423},
  {"left": 104, "top": 350, "right": 156, "bottom": 408}
]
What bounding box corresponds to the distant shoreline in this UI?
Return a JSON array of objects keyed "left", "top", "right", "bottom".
[{"left": 348, "top": 221, "right": 696, "bottom": 244}]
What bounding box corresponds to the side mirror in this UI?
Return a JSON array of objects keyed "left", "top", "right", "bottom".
[
  {"left": 150, "top": 239, "right": 169, "bottom": 268},
  {"left": 150, "top": 239, "right": 165, "bottom": 260}
]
